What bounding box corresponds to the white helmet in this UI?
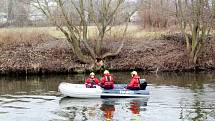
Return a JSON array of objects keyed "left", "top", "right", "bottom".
[
  {"left": 131, "top": 71, "right": 137, "bottom": 75},
  {"left": 104, "top": 70, "right": 109, "bottom": 74},
  {"left": 90, "top": 72, "right": 95, "bottom": 76}
]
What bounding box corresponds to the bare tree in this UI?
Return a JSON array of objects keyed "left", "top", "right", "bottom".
[
  {"left": 175, "top": 0, "right": 215, "bottom": 64},
  {"left": 139, "top": 0, "right": 176, "bottom": 29},
  {"left": 31, "top": 0, "right": 137, "bottom": 69},
  {"left": 7, "top": 0, "right": 31, "bottom": 26},
  {"left": 7, "top": 0, "right": 14, "bottom": 22},
  {"left": 0, "top": 0, "right": 8, "bottom": 12}
]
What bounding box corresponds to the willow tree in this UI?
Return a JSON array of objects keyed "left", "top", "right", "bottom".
[
  {"left": 31, "top": 0, "right": 137, "bottom": 69},
  {"left": 175, "top": 0, "right": 215, "bottom": 64}
]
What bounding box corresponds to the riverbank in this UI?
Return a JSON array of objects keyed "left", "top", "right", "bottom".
[
  {"left": 109, "top": 34, "right": 215, "bottom": 72},
  {"left": 0, "top": 31, "right": 215, "bottom": 75}
]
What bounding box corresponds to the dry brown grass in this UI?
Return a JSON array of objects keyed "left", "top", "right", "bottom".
[
  {"left": 0, "top": 25, "right": 173, "bottom": 43},
  {"left": 0, "top": 28, "right": 50, "bottom": 45},
  {"left": 0, "top": 25, "right": 193, "bottom": 44}
]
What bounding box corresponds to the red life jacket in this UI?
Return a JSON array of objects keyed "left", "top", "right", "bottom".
[
  {"left": 85, "top": 77, "right": 100, "bottom": 88},
  {"left": 128, "top": 75, "right": 140, "bottom": 88},
  {"left": 102, "top": 74, "right": 114, "bottom": 88}
]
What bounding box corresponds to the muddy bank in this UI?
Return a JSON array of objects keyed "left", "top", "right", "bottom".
[{"left": 0, "top": 34, "right": 215, "bottom": 74}]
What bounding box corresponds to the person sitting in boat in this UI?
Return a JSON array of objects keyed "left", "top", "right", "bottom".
[
  {"left": 85, "top": 72, "right": 100, "bottom": 88},
  {"left": 126, "top": 71, "right": 141, "bottom": 90},
  {"left": 101, "top": 70, "right": 114, "bottom": 89},
  {"left": 127, "top": 71, "right": 147, "bottom": 90}
]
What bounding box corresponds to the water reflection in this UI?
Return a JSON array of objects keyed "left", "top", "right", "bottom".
[
  {"left": 178, "top": 77, "right": 215, "bottom": 121},
  {"left": 100, "top": 100, "right": 115, "bottom": 121},
  {"left": 145, "top": 72, "right": 215, "bottom": 88},
  {"left": 1, "top": 72, "right": 215, "bottom": 95},
  {"left": 130, "top": 99, "right": 148, "bottom": 121},
  {"left": 59, "top": 97, "right": 148, "bottom": 121},
  {"left": 0, "top": 74, "right": 86, "bottom": 95}
]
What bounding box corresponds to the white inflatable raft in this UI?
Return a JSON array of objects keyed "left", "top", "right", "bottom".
[{"left": 58, "top": 82, "right": 149, "bottom": 98}]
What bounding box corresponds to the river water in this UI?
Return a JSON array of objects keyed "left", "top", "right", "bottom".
[{"left": 0, "top": 72, "right": 215, "bottom": 121}]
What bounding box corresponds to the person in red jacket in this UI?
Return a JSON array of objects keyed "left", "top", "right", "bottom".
[
  {"left": 85, "top": 72, "right": 100, "bottom": 88},
  {"left": 101, "top": 70, "right": 114, "bottom": 89},
  {"left": 127, "top": 71, "right": 141, "bottom": 90}
]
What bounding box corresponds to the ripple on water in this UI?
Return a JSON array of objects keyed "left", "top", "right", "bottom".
[
  {"left": 0, "top": 111, "right": 8, "bottom": 114},
  {"left": 2, "top": 106, "right": 30, "bottom": 110}
]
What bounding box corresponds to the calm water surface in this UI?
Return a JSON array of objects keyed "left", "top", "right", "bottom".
[{"left": 0, "top": 72, "right": 215, "bottom": 121}]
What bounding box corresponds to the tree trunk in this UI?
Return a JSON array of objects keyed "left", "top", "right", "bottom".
[{"left": 7, "top": 0, "right": 15, "bottom": 23}]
